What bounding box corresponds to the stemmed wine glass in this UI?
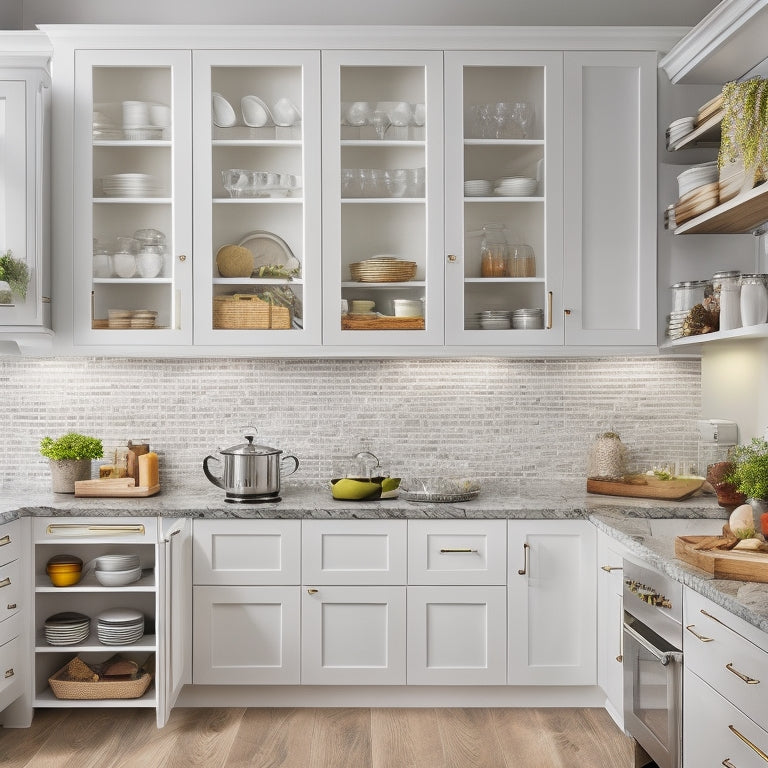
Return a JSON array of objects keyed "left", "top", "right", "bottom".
[
  {"left": 492, "top": 102, "right": 513, "bottom": 139},
  {"left": 371, "top": 110, "right": 391, "bottom": 140},
  {"left": 511, "top": 102, "right": 534, "bottom": 139}
]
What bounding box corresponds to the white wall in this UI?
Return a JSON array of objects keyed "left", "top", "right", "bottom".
[{"left": 19, "top": 0, "right": 721, "bottom": 29}]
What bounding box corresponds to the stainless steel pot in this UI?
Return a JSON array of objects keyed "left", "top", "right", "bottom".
[{"left": 203, "top": 429, "right": 299, "bottom": 503}]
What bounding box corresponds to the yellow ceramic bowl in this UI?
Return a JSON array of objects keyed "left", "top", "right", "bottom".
[
  {"left": 47, "top": 569, "right": 82, "bottom": 587},
  {"left": 46, "top": 562, "right": 82, "bottom": 572}
]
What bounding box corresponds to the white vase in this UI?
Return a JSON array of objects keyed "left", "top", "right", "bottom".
[{"left": 49, "top": 459, "right": 92, "bottom": 493}]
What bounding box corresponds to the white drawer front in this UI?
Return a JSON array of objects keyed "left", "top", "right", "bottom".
[
  {"left": 302, "top": 520, "right": 406, "bottom": 585},
  {"left": 34, "top": 517, "right": 156, "bottom": 543},
  {"left": 0, "top": 616, "right": 22, "bottom": 707},
  {"left": 0, "top": 559, "right": 21, "bottom": 623},
  {"left": 0, "top": 520, "right": 22, "bottom": 568},
  {"left": 193, "top": 519, "right": 300, "bottom": 585},
  {"left": 408, "top": 520, "right": 506, "bottom": 585},
  {"left": 685, "top": 589, "right": 768, "bottom": 728}
]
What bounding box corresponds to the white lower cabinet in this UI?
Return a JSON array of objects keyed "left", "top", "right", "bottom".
[
  {"left": 406, "top": 586, "right": 506, "bottom": 685},
  {"left": 301, "top": 585, "right": 406, "bottom": 685},
  {"left": 507, "top": 519, "right": 597, "bottom": 685},
  {"left": 596, "top": 530, "right": 628, "bottom": 728},
  {"left": 0, "top": 519, "right": 25, "bottom": 721},
  {"left": 193, "top": 585, "right": 300, "bottom": 684}
]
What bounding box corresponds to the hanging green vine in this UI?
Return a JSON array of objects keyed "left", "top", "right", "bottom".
[{"left": 719, "top": 77, "right": 768, "bottom": 182}]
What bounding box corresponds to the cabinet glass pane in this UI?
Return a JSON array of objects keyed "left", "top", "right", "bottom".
[{"left": 89, "top": 65, "right": 176, "bottom": 331}]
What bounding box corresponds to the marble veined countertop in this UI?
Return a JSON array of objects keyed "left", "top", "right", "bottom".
[{"left": 4, "top": 480, "right": 766, "bottom": 634}]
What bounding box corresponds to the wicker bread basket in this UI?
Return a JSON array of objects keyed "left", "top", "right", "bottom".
[
  {"left": 213, "top": 294, "right": 291, "bottom": 330},
  {"left": 48, "top": 663, "right": 152, "bottom": 700}
]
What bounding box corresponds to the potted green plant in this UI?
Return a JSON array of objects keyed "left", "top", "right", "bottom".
[
  {"left": 0, "top": 249, "right": 30, "bottom": 304},
  {"left": 725, "top": 438, "right": 768, "bottom": 532},
  {"left": 40, "top": 433, "right": 103, "bottom": 493}
]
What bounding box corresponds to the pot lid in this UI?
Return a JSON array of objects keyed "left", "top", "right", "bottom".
[{"left": 220, "top": 432, "right": 282, "bottom": 456}]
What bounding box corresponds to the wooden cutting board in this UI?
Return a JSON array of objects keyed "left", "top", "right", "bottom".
[
  {"left": 74, "top": 478, "right": 160, "bottom": 498},
  {"left": 586, "top": 474, "right": 704, "bottom": 501},
  {"left": 675, "top": 535, "right": 768, "bottom": 583}
]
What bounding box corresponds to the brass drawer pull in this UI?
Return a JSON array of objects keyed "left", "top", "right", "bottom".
[
  {"left": 439, "top": 548, "right": 478, "bottom": 554},
  {"left": 6, "top": 603, "right": 16, "bottom": 610},
  {"left": 307, "top": 588, "right": 318, "bottom": 595},
  {"left": 722, "top": 760, "right": 737, "bottom": 767},
  {"left": 686, "top": 624, "right": 714, "bottom": 642},
  {"left": 46, "top": 523, "right": 145, "bottom": 536},
  {"left": 0, "top": 577, "right": 10, "bottom": 589},
  {"left": 729, "top": 725, "right": 768, "bottom": 762},
  {"left": 3, "top": 668, "right": 13, "bottom": 679},
  {"left": 0, "top": 535, "right": 10, "bottom": 546},
  {"left": 601, "top": 565, "right": 622, "bottom": 572},
  {"left": 701, "top": 608, "right": 728, "bottom": 627},
  {"left": 726, "top": 663, "right": 760, "bottom": 685}
]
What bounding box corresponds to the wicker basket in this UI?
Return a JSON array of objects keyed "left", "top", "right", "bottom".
[
  {"left": 213, "top": 294, "right": 292, "bottom": 330},
  {"left": 48, "top": 664, "right": 152, "bottom": 700}
]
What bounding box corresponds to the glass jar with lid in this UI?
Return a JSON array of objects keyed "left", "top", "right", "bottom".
[
  {"left": 740, "top": 274, "right": 768, "bottom": 326},
  {"left": 670, "top": 280, "right": 709, "bottom": 313},
  {"left": 480, "top": 223, "right": 508, "bottom": 277},
  {"left": 711, "top": 270, "right": 741, "bottom": 331}
]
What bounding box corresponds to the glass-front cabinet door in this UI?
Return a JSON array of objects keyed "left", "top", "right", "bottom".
[
  {"left": 444, "top": 51, "right": 563, "bottom": 346},
  {"left": 193, "top": 50, "right": 321, "bottom": 345},
  {"left": 73, "top": 49, "right": 192, "bottom": 345},
  {"left": 321, "top": 50, "right": 444, "bottom": 346}
]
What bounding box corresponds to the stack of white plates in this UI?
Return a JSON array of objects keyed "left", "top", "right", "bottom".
[
  {"left": 101, "top": 173, "right": 162, "bottom": 198},
  {"left": 464, "top": 179, "right": 492, "bottom": 197},
  {"left": 477, "top": 310, "right": 512, "bottom": 329},
  {"left": 44, "top": 612, "right": 90, "bottom": 646},
  {"left": 666, "top": 116, "right": 695, "bottom": 147},
  {"left": 677, "top": 162, "right": 718, "bottom": 199},
  {"left": 97, "top": 608, "right": 145, "bottom": 646},
  {"left": 666, "top": 310, "right": 690, "bottom": 341},
  {"left": 494, "top": 177, "right": 538, "bottom": 196},
  {"left": 96, "top": 553, "right": 141, "bottom": 571}
]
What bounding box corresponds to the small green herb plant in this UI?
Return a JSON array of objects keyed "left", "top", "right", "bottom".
[
  {"left": 719, "top": 77, "right": 768, "bottom": 184},
  {"left": 725, "top": 437, "right": 768, "bottom": 501},
  {"left": 40, "top": 433, "right": 104, "bottom": 462},
  {"left": 0, "top": 250, "right": 30, "bottom": 301}
]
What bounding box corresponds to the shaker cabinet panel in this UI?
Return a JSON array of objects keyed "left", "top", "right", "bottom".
[{"left": 563, "top": 51, "right": 657, "bottom": 346}]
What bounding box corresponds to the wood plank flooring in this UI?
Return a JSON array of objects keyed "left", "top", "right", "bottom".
[{"left": 0, "top": 707, "right": 633, "bottom": 768}]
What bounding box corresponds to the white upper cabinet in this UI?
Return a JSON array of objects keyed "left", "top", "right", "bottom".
[
  {"left": 73, "top": 49, "right": 193, "bottom": 345},
  {"left": 444, "top": 51, "right": 564, "bottom": 346},
  {"left": 321, "top": 50, "right": 444, "bottom": 346},
  {"left": 562, "top": 51, "right": 657, "bottom": 346},
  {"left": 192, "top": 50, "right": 321, "bottom": 346},
  {"left": 0, "top": 34, "right": 51, "bottom": 347}
]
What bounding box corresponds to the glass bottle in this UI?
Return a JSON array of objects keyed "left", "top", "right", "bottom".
[
  {"left": 480, "top": 224, "right": 508, "bottom": 277},
  {"left": 740, "top": 274, "right": 768, "bottom": 326}
]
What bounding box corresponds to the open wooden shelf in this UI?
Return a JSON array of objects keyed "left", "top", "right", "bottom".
[
  {"left": 673, "top": 181, "right": 768, "bottom": 234},
  {"left": 667, "top": 110, "right": 723, "bottom": 151}
]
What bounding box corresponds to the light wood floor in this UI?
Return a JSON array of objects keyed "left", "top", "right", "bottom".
[{"left": 0, "top": 707, "right": 633, "bottom": 768}]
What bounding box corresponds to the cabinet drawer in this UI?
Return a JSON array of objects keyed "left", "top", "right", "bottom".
[
  {"left": 0, "top": 631, "right": 21, "bottom": 705},
  {"left": 408, "top": 520, "right": 506, "bottom": 585},
  {"left": 34, "top": 517, "right": 157, "bottom": 543},
  {"left": 685, "top": 667, "right": 768, "bottom": 768},
  {"left": 302, "top": 520, "right": 406, "bottom": 585},
  {"left": 0, "top": 559, "right": 21, "bottom": 623},
  {"left": 193, "top": 519, "right": 300, "bottom": 585},
  {"left": 0, "top": 520, "right": 22, "bottom": 568},
  {"left": 684, "top": 588, "right": 768, "bottom": 728}
]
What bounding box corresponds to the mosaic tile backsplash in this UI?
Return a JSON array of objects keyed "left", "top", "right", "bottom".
[{"left": 0, "top": 356, "right": 701, "bottom": 491}]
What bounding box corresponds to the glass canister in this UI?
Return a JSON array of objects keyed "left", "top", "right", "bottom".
[
  {"left": 670, "top": 280, "right": 709, "bottom": 312},
  {"left": 93, "top": 243, "right": 112, "bottom": 278},
  {"left": 711, "top": 270, "right": 741, "bottom": 331},
  {"left": 740, "top": 274, "right": 768, "bottom": 326},
  {"left": 480, "top": 224, "right": 508, "bottom": 277},
  {"left": 507, "top": 244, "right": 536, "bottom": 277}
]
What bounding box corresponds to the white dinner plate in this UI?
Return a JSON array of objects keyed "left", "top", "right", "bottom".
[{"left": 238, "top": 230, "right": 300, "bottom": 274}]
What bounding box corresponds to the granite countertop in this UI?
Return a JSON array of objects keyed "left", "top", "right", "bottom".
[{"left": 4, "top": 480, "right": 766, "bottom": 636}]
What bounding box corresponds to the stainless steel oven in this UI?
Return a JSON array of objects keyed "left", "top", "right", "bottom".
[{"left": 623, "top": 556, "right": 684, "bottom": 768}]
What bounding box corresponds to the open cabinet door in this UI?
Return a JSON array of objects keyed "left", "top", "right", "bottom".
[{"left": 157, "top": 518, "right": 192, "bottom": 727}]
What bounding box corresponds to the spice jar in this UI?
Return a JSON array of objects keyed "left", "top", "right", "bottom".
[
  {"left": 480, "top": 224, "right": 508, "bottom": 277},
  {"left": 711, "top": 270, "right": 741, "bottom": 331},
  {"left": 739, "top": 274, "right": 768, "bottom": 326}
]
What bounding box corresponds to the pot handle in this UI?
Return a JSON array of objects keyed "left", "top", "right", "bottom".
[
  {"left": 203, "top": 455, "right": 225, "bottom": 489},
  {"left": 280, "top": 454, "right": 300, "bottom": 478}
]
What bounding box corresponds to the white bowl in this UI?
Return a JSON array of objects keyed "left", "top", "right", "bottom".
[
  {"left": 272, "top": 97, "right": 301, "bottom": 127},
  {"left": 95, "top": 567, "right": 142, "bottom": 587},
  {"left": 95, "top": 554, "right": 141, "bottom": 572},
  {"left": 212, "top": 92, "right": 237, "bottom": 127},
  {"left": 241, "top": 95, "right": 273, "bottom": 128}
]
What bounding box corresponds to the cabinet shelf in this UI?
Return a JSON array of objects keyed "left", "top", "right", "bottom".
[
  {"left": 663, "top": 322, "right": 768, "bottom": 348},
  {"left": 341, "top": 280, "right": 425, "bottom": 288},
  {"left": 93, "top": 278, "right": 172, "bottom": 285},
  {"left": 35, "top": 571, "right": 156, "bottom": 591},
  {"left": 214, "top": 277, "right": 304, "bottom": 285},
  {"left": 341, "top": 198, "right": 425, "bottom": 204},
  {"left": 34, "top": 688, "right": 156, "bottom": 708},
  {"left": 673, "top": 181, "right": 768, "bottom": 234},
  {"left": 93, "top": 140, "right": 170, "bottom": 148},
  {"left": 464, "top": 277, "right": 543, "bottom": 283},
  {"left": 464, "top": 196, "right": 543, "bottom": 202},
  {"left": 464, "top": 138, "right": 545, "bottom": 147},
  {"left": 93, "top": 197, "right": 172, "bottom": 205},
  {"left": 212, "top": 197, "right": 303, "bottom": 204},
  {"left": 667, "top": 110, "right": 722, "bottom": 151},
  {"left": 212, "top": 139, "right": 301, "bottom": 147},
  {"left": 35, "top": 632, "right": 157, "bottom": 652},
  {"left": 340, "top": 140, "right": 425, "bottom": 148}
]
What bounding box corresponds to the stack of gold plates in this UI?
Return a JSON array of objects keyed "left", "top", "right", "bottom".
[
  {"left": 131, "top": 310, "right": 158, "bottom": 328},
  {"left": 695, "top": 92, "right": 724, "bottom": 126},
  {"left": 349, "top": 256, "right": 417, "bottom": 283},
  {"left": 675, "top": 182, "right": 719, "bottom": 225},
  {"left": 108, "top": 309, "right": 132, "bottom": 329}
]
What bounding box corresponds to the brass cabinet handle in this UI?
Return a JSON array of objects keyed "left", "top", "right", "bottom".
[
  {"left": 6, "top": 603, "right": 16, "bottom": 610},
  {"left": 726, "top": 662, "right": 760, "bottom": 685},
  {"left": 0, "top": 577, "right": 10, "bottom": 589},
  {"left": 601, "top": 565, "right": 622, "bottom": 572},
  {"left": 729, "top": 725, "right": 768, "bottom": 762},
  {"left": 178, "top": 254, "right": 187, "bottom": 262},
  {"left": 307, "top": 588, "right": 318, "bottom": 595},
  {"left": 3, "top": 668, "right": 13, "bottom": 679},
  {"left": 701, "top": 608, "right": 728, "bottom": 627},
  {"left": 518, "top": 542, "right": 530, "bottom": 575},
  {"left": 0, "top": 535, "right": 10, "bottom": 546},
  {"left": 546, "top": 291, "right": 553, "bottom": 329},
  {"left": 447, "top": 254, "right": 457, "bottom": 262},
  {"left": 722, "top": 760, "right": 737, "bottom": 768},
  {"left": 47, "top": 523, "right": 145, "bottom": 536},
  {"left": 439, "top": 548, "right": 478, "bottom": 553},
  {"left": 686, "top": 624, "right": 714, "bottom": 643}
]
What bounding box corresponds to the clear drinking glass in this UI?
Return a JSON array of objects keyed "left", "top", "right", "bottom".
[{"left": 511, "top": 101, "right": 534, "bottom": 138}]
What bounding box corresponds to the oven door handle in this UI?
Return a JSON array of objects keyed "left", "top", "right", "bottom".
[{"left": 624, "top": 621, "right": 682, "bottom": 666}]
